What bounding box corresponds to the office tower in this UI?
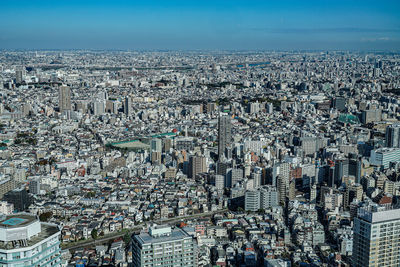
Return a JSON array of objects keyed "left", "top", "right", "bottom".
[
  {"left": 59, "top": 86, "right": 71, "bottom": 112},
  {"left": 218, "top": 115, "right": 232, "bottom": 159},
  {"left": 385, "top": 124, "right": 400, "bottom": 148},
  {"left": 93, "top": 100, "right": 105, "bottom": 115},
  {"left": 251, "top": 168, "right": 262, "bottom": 189},
  {"left": 244, "top": 186, "right": 278, "bottom": 211},
  {"left": 288, "top": 179, "right": 296, "bottom": 201},
  {"left": 310, "top": 184, "right": 317, "bottom": 204},
  {"left": 370, "top": 147, "right": 400, "bottom": 169},
  {"left": 0, "top": 213, "right": 61, "bottom": 266},
  {"left": 334, "top": 158, "right": 359, "bottom": 185},
  {"left": 3, "top": 188, "right": 31, "bottom": 212},
  {"left": 229, "top": 168, "right": 244, "bottom": 187},
  {"left": 163, "top": 138, "right": 172, "bottom": 152},
  {"left": 151, "top": 139, "right": 162, "bottom": 152},
  {"left": 15, "top": 70, "right": 23, "bottom": 84},
  {"left": 124, "top": 96, "right": 132, "bottom": 116},
  {"left": 216, "top": 161, "right": 230, "bottom": 177},
  {"left": 353, "top": 206, "right": 400, "bottom": 267},
  {"left": 131, "top": 225, "right": 197, "bottom": 267},
  {"left": 244, "top": 190, "right": 260, "bottom": 212},
  {"left": 189, "top": 155, "right": 206, "bottom": 178},
  {"left": 214, "top": 175, "right": 225, "bottom": 189},
  {"left": 277, "top": 175, "right": 287, "bottom": 206},
  {"left": 361, "top": 109, "right": 382, "bottom": 124}
]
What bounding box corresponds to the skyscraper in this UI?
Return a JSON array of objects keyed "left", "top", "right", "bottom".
[
  {"left": 218, "top": 115, "right": 231, "bottom": 159},
  {"left": 385, "top": 123, "right": 400, "bottom": 148},
  {"left": 15, "top": 70, "right": 23, "bottom": 84},
  {"left": 59, "top": 86, "right": 71, "bottom": 112},
  {"left": 353, "top": 206, "right": 400, "bottom": 267},
  {"left": 124, "top": 96, "right": 132, "bottom": 116}
]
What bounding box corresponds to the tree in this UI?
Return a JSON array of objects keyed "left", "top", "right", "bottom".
[
  {"left": 91, "top": 229, "right": 98, "bottom": 240},
  {"left": 123, "top": 232, "right": 132, "bottom": 245},
  {"left": 39, "top": 211, "right": 53, "bottom": 222}
]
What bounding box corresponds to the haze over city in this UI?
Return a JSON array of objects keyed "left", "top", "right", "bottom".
[{"left": 1, "top": 0, "right": 400, "bottom": 50}]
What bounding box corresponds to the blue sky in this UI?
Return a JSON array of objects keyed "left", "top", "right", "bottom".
[{"left": 0, "top": 0, "right": 399, "bottom": 50}]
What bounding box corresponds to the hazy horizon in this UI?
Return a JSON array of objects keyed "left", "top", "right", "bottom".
[{"left": 1, "top": 0, "right": 400, "bottom": 51}]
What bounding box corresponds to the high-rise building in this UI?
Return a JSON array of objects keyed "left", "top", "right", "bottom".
[
  {"left": 15, "top": 70, "right": 23, "bottom": 84},
  {"left": 189, "top": 155, "right": 206, "bottom": 179},
  {"left": 93, "top": 100, "right": 105, "bottom": 115},
  {"left": 29, "top": 179, "right": 41, "bottom": 195},
  {"left": 344, "top": 183, "right": 363, "bottom": 209},
  {"left": 353, "top": 206, "right": 400, "bottom": 267},
  {"left": 131, "top": 225, "right": 197, "bottom": 267},
  {"left": 151, "top": 139, "right": 162, "bottom": 153},
  {"left": 277, "top": 175, "right": 287, "bottom": 206},
  {"left": 218, "top": 115, "right": 232, "bottom": 159},
  {"left": 370, "top": 147, "right": 400, "bottom": 169},
  {"left": 385, "top": 123, "right": 400, "bottom": 148},
  {"left": 59, "top": 86, "right": 71, "bottom": 113},
  {"left": 244, "top": 186, "right": 278, "bottom": 211},
  {"left": 310, "top": 184, "right": 317, "bottom": 204},
  {"left": 214, "top": 174, "right": 225, "bottom": 190},
  {"left": 0, "top": 178, "right": 16, "bottom": 200},
  {"left": 3, "top": 188, "right": 31, "bottom": 212},
  {"left": 0, "top": 213, "right": 61, "bottom": 266},
  {"left": 124, "top": 96, "right": 132, "bottom": 116}
]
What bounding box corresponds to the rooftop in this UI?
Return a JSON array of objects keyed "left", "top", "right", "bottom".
[
  {"left": 135, "top": 227, "right": 191, "bottom": 245},
  {"left": 0, "top": 214, "right": 36, "bottom": 229},
  {"left": 0, "top": 224, "right": 60, "bottom": 250}
]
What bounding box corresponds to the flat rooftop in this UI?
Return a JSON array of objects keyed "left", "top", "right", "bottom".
[
  {"left": 0, "top": 214, "right": 36, "bottom": 229},
  {"left": 359, "top": 208, "right": 400, "bottom": 223},
  {"left": 0, "top": 224, "right": 59, "bottom": 250},
  {"left": 135, "top": 227, "right": 191, "bottom": 246}
]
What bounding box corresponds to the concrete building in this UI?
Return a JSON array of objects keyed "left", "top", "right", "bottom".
[
  {"left": 131, "top": 225, "right": 197, "bottom": 267},
  {"left": 0, "top": 213, "right": 61, "bottom": 266},
  {"left": 58, "top": 86, "right": 71, "bottom": 113},
  {"left": 218, "top": 115, "right": 232, "bottom": 160},
  {"left": 189, "top": 156, "right": 206, "bottom": 179},
  {"left": 124, "top": 96, "right": 132, "bottom": 116},
  {"left": 370, "top": 148, "right": 400, "bottom": 169},
  {"left": 385, "top": 123, "right": 400, "bottom": 148},
  {"left": 245, "top": 186, "right": 278, "bottom": 211},
  {"left": 353, "top": 207, "right": 400, "bottom": 267}
]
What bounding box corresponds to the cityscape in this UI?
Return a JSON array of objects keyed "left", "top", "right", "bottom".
[{"left": 1, "top": 1, "right": 400, "bottom": 267}]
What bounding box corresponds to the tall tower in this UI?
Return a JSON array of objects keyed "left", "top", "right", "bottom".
[
  {"left": 385, "top": 123, "right": 400, "bottom": 148},
  {"left": 124, "top": 96, "right": 132, "bottom": 116},
  {"left": 15, "top": 70, "right": 23, "bottom": 84},
  {"left": 353, "top": 206, "right": 400, "bottom": 267},
  {"left": 59, "top": 86, "right": 71, "bottom": 113},
  {"left": 189, "top": 155, "right": 206, "bottom": 179},
  {"left": 218, "top": 115, "right": 232, "bottom": 159}
]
